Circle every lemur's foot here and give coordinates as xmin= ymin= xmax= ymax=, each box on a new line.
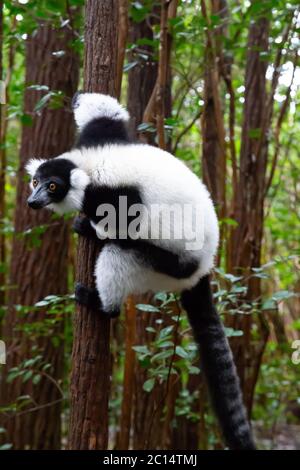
xmin=75 ymin=282 xmax=101 ymax=309
xmin=75 ymin=283 xmax=120 ymax=318
xmin=73 ymin=216 xmax=95 ymax=238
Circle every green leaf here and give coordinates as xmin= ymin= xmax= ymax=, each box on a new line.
xmin=136 ymin=304 xmax=160 ymax=313
xmin=137 ymin=122 xmax=156 ymax=132
xmin=157 ymin=340 xmax=174 ymax=349
xmin=132 ymin=345 xmax=150 ymax=355
xmin=0 ymin=443 xmax=13 ymax=450
xmin=175 ymin=346 xmax=189 ymax=358
xmin=22 ymin=370 xmax=33 ymax=383
xmin=33 ymin=374 xmax=41 ymax=385
xmin=224 ymin=327 xmax=243 ymax=337
xmin=272 ymin=290 xmax=295 ymax=302
xmin=158 ymin=325 xmax=174 ymax=340
xmin=248 ymin=128 xmax=262 ymax=139
xmin=34 ymin=93 xmax=52 ymax=112
xmin=143 ymin=378 xmax=155 ymax=393
xmin=123 ymin=61 xmax=138 ymax=72
xmin=151 ymin=349 xmax=173 ymax=362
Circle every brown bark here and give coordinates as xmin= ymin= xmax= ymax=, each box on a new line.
xmin=228 ymin=15 xmax=270 ymax=413
xmin=117 ymin=295 xmax=136 ymax=449
xmin=116 ymin=0 xmax=129 ymax=99
xmin=0 ymin=0 xmax=5 ymax=307
xmin=1 ymin=23 xmax=79 ymax=449
xmin=143 ymin=0 xmax=178 ymax=149
xmin=201 ymin=0 xmax=226 ymax=218
xmin=68 ymin=0 xmax=119 ymax=450
xmin=127 ymin=16 xmax=158 ymax=138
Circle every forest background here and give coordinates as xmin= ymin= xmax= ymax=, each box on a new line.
xmin=0 ymin=0 xmax=299 ymax=450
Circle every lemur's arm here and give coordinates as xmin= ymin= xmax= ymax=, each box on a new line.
xmin=73 ymin=216 xmax=97 ymax=239
xmin=73 ymin=216 xmax=198 ymax=279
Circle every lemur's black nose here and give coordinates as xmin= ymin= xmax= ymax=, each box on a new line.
xmin=72 ymin=91 xmax=84 ymax=110
xmin=27 ymin=197 xmax=43 ymax=209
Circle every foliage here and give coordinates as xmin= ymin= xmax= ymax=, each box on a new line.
xmin=0 ymin=0 xmax=299 ymax=450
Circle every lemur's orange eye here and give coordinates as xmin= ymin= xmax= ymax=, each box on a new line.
xmin=49 ymin=183 xmax=56 ymax=192
xmin=32 ymin=179 xmax=38 ymax=188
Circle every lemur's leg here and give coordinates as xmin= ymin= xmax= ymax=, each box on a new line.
xmin=117 ymin=239 xmax=199 ymax=279
xmin=73 ymin=217 xmax=198 ymax=280
xmin=75 ymin=282 xmax=120 ymax=318
xmin=75 ymin=243 xmax=141 ymax=318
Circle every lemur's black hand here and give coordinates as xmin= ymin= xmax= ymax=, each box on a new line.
xmin=73 ymin=216 xmax=96 ymax=239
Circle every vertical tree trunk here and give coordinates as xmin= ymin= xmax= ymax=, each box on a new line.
xmin=126 ymin=15 xmax=159 ymax=448
xmin=0 ymin=0 xmax=5 ymax=307
xmin=127 ymin=16 xmax=158 ymax=137
xmin=201 ymin=0 xmax=226 ymax=218
xmin=126 ymin=3 xmax=178 ymax=449
xmin=68 ymin=0 xmax=119 ymax=450
xmin=229 ymin=15 xmax=270 ymax=413
xmin=1 ymin=22 xmax=79 ymax=449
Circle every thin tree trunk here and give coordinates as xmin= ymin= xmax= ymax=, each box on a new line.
xmin=117 ymin=296 xmax=136 ymax=449
xmin=127 ymin=16 xmax=158 ymax=138
xmin=201 ymin=0 xmax=226 ymax=232
xmin=116 ymin=0 xmax=129 ymax=99
xmin=228 ymin=14 xmax=270 ymax=413
xmin=0 ymin=0 xmax=5 ymax=308
xmin=68 ymin=0 xmax=119 ymax=450
xmin=1 ymin=22 xmax=79 ymax=449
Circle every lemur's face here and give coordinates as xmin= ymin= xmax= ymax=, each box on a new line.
xmin=26 ymin=158 xmax=90 ymax=214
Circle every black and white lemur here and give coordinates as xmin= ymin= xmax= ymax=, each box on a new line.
xmin=26 ymin=92 xmax=255 ymax=450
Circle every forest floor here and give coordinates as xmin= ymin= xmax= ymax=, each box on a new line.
xmin=254 ymin=423 xmax=300 ymax=450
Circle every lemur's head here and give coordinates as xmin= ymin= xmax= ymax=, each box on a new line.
xmin=26 ymin=157 xmax=90 ymax=214
xmin=72 ymin=91 xmax=129 ymax=131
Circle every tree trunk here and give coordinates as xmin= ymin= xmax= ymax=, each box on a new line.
xmin=127 ymin=16 xmax=158 ymax=138
xmin=0 ymin=0 xmax=5 ymax=307
xmin=229 ymin=15 xmax=270 ymax=413
xmin=1 ymin=22 xmax=79 ymax=449
xmin=68 ymin=0 xmax=119 ymax=450
xmin=201 ymin=0 xmax=226 ymax=219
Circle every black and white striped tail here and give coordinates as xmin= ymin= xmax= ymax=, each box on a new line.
xmin=181 ymin=275 xmax=256 ymax=450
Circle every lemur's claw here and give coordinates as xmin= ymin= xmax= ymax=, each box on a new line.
xmin=75 ymin=282 xmax=120 ymax=318
xmin=73 ymin=216 xmax=93 ymax=237
xmin=75 ymin=282 xmax=100 ymax=309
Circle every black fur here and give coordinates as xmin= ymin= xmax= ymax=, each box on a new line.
xmin=82 ymin=183 xmax=143 ymax=232
xmin=35 ymin=158 xmax=76 ymax=183
xmin=117 ymin=238 xmax=198 ymax=279
xmin=75 ymin=117 xmax=131 ymax=148
xmin=73 ymin=215 xmax=198 ymax=279
xmin=73 ymin=216 xmax=99 ymax=239
xmin=181 ymin=276 xmax=256 ymax=450
xmin=75 ymin=282 xmax=120 ymax=318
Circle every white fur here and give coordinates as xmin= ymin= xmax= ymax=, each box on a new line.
xmin=28 ymin=143 xmax=219 ymax=311
xmin=26 ymin=158 xmax=46 ymax=179
xmin=74 ymin=93 xmax=129 ymax=130
xmin=48 ymin=168 xmax=90 ymax=214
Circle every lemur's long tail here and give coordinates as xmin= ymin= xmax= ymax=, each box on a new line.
xmin=181 ymin=275 xmax=256 ymax=450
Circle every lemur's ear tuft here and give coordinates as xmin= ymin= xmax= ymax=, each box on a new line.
xmin=70 ymin=168 xmax=90 ymax=189
xmin=25 ymin=158 xmax=46 ymax=177
xmin=71 ymin=90 xmax=84 ymax=110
